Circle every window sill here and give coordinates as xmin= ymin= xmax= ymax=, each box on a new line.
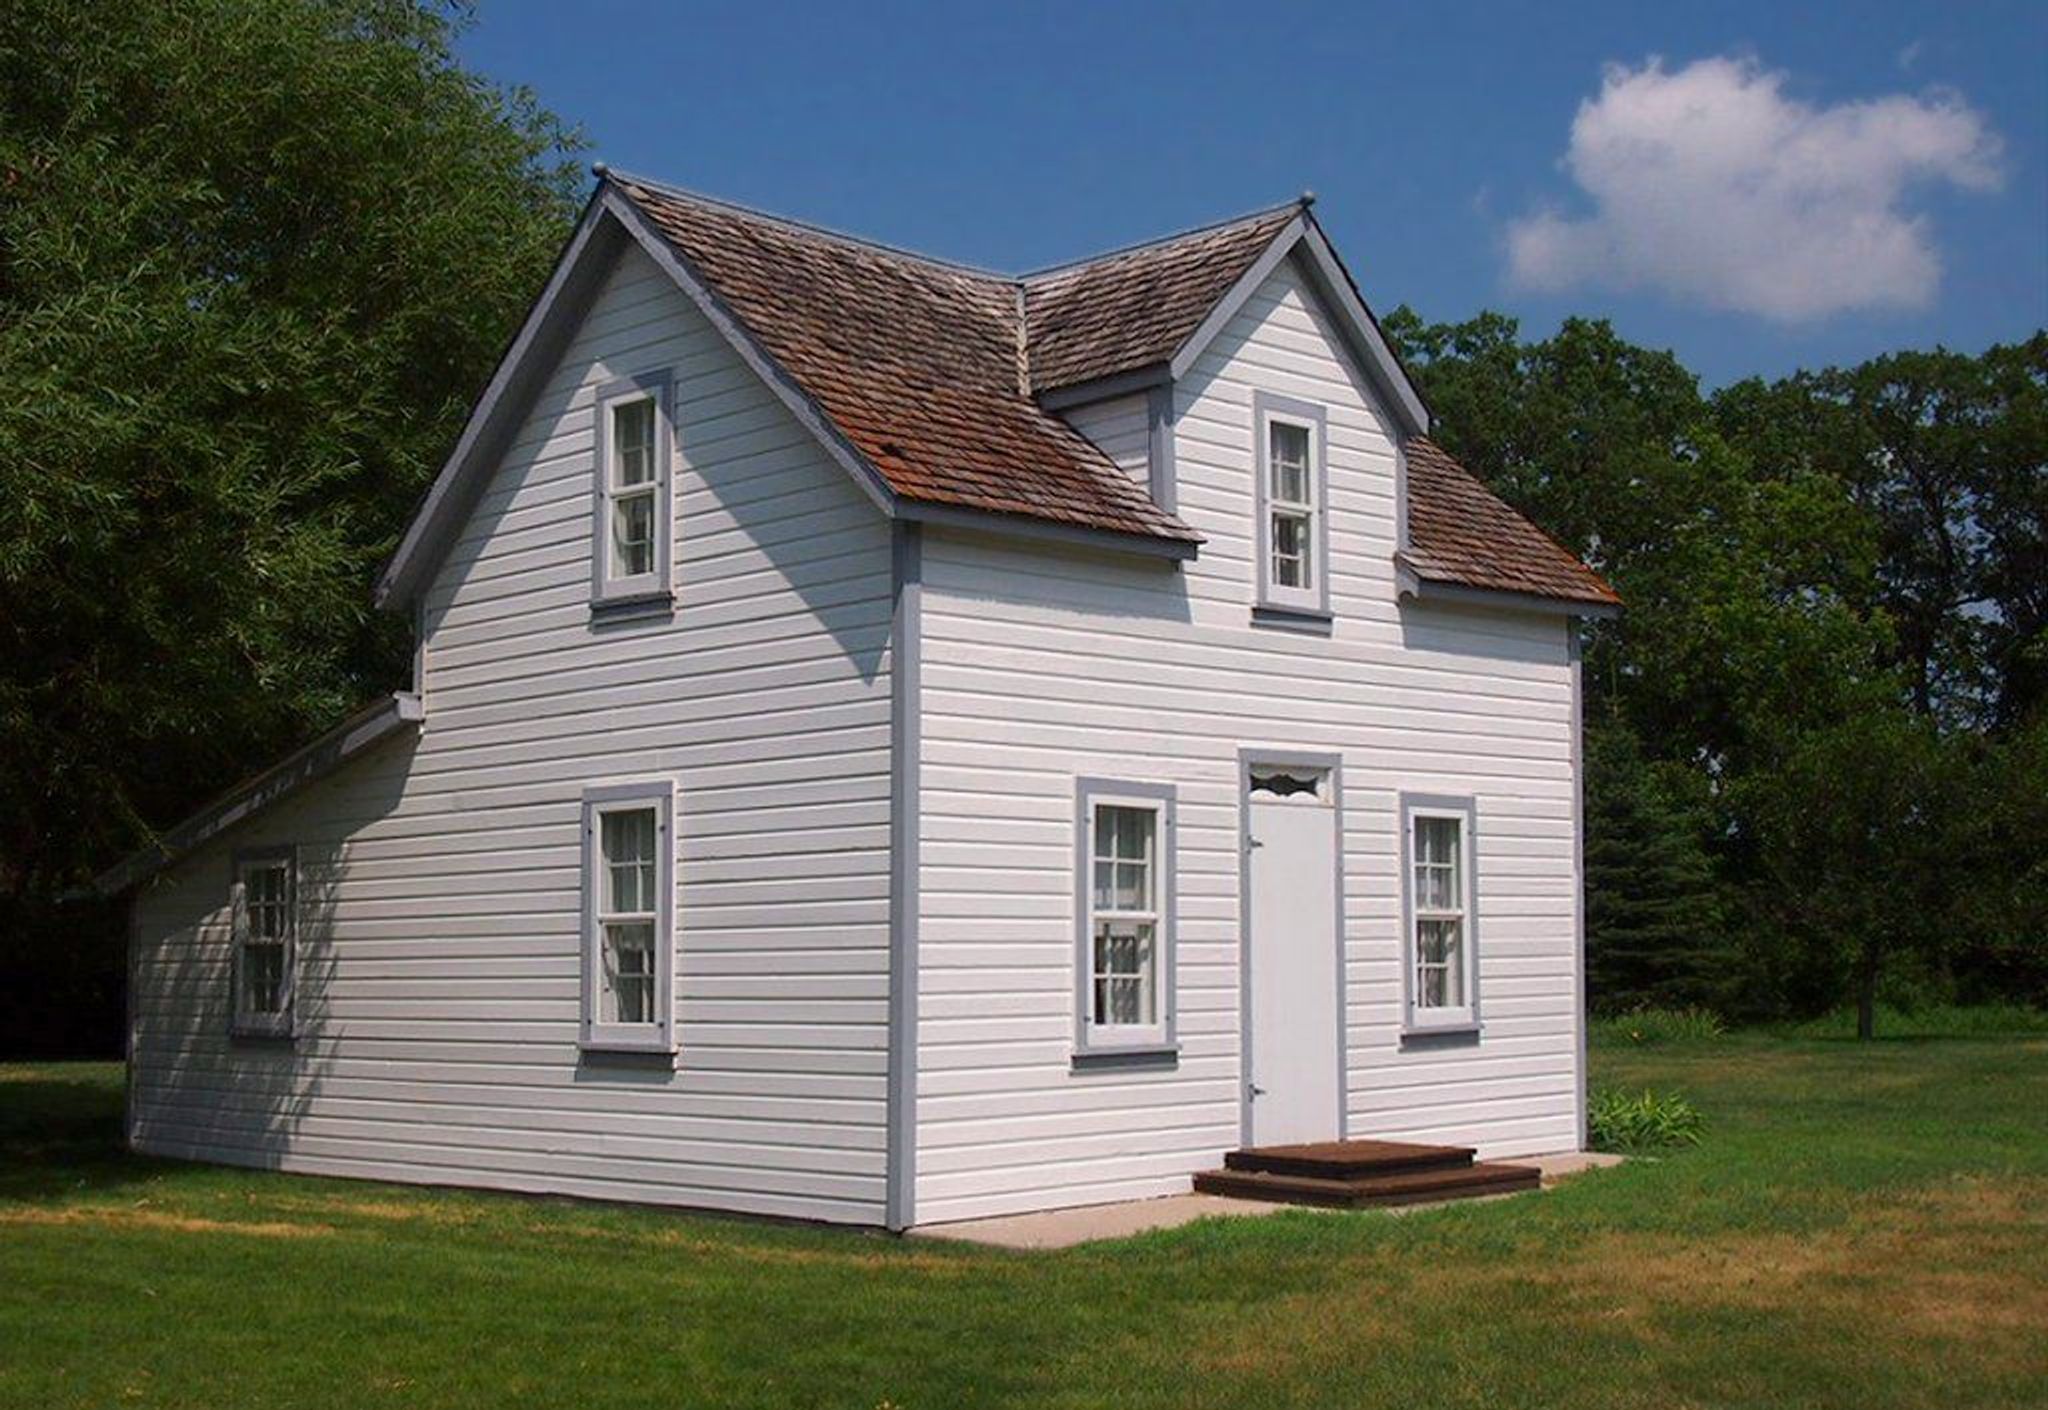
xmin=579 ymin=1039 xmax=678 ymax=1067
xmin=228 ymin=1023 xmax=295 ymax=1045
xmin=1072 ymin=1042 xmax=1180 ymax=1071
xmin=1251 ymin=603 xmax=1335 ymax=634
xmin=1401 ymin=1018 xmax=1481 ymax=1043
xmin=590 ymin=591 xmax=675 ymax=626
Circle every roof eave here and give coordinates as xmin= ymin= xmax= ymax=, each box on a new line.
xmin=92 ymin=692 xmax=425 ymax=896
xmin=901 ymin=500 xmax=1199 ymax=561
xmin=1394 ymin=553 xmax=1622 ymax=619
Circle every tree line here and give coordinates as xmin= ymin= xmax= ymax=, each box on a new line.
xmin=1383 ymin=310 xmax=2046 ymax=1035
xmin=1 ymin=0 xmax=2039 ymax=1054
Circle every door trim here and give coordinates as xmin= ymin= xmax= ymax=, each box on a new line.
xmin=1236 ymin=747 xmax=1347 ymax=1148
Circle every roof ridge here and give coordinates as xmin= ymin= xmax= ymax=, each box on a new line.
xmin=1018 ymin=197 xmax=1307 ymax=283
xmin=603 ymin=167 xmax=1013 ymax=282
xmin=610 ymin=167 xmax=1305 ymax=289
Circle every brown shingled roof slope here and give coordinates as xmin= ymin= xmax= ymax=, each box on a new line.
xmin=609 ymin=175 xmax=1613 ymax=607
xmin=1404 ymin=437 xmax=1620 ymax=606
xmin=618 ymin=177 xmax=1195 ymax=543
xmin=1023 ymin=205 xmax=1301 ymax=392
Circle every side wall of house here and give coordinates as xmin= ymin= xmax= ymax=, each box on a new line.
xmin=129 ymin=239 xmax=898 ymax=1224
xmin=913 ymin=253 xmax=1581 ymax=1223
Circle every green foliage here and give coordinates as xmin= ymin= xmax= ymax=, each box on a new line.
xmin=1776 ymin=1002 xmax=2048 ymax=1041
xmin=1386 ymin=306 xmax=2047 ymax=1033
xmin=0 ymin=0 xmax=581 ymax=1031
xmin=1588 ymin=1006 xmax=1727 ymax=1047
xmin=1587 ymin=1086 xmax=1706 ymax=1154
xmin=1584 ymin=720 xmax=1735 ymax=1012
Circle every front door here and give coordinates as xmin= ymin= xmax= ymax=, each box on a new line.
xmin=1244 ymin=762 xmax=1342 ymax=1147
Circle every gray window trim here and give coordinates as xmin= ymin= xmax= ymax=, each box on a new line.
xmin=590 ymin=368 xmax=676 ymax=612
xmin=1073 ymin=777 xmax=1179 ymax=1061
xmin=1252 ymin=391 xmax=1332 ymax=621
xmin=229 ymin=845 xmax=297 ymax=1041
xmin=580 ymin=780 xmax=678 ymax=1055
xmin=1398 ymin=792 xmax=1482 ymax=1039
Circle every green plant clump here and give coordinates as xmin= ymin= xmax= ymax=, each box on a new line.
xmin=1589 ymin=1006 xmax=1727 ymax=1047
xmin=1588 ymin=1086 xmax=1706 ymax=1155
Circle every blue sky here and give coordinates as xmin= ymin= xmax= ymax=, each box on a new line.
xmin=458 ymin=1 xmax=2046 ymax=388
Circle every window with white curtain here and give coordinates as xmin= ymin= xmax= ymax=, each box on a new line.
xmin=1075 ymin=779 xmax=1176 ymax=1055
xmin=231 ymin=848 xmax=295 ymax=1037
xmin=582 ymin=782 xmax=675 ymax=1052
xmin=1402 ymin=796 xmax=1479 ymax=1031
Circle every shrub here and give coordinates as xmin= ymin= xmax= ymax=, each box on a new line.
xmin=1777 ymin=1002 xmax=2048 ymax=1041
xmin=1589 ymin=1005 xmax=1727 ymax=1047
xmin=1588 ymin=1087 xmax=1705 ymax=1155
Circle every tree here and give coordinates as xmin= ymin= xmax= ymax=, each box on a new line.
xmin=1583 ymin=718 xmax=1734 ymax=1014
xmin=0 ymin=0 xmax=582 ymax=1054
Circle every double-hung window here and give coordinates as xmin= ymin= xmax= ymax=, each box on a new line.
xmin=231 ymin=848 xmax=295 ymax=1038
xmin=582 ymin=782 xmax=676 ymax=1053
xmin=1075 ymin=780 xmax=1176 ymax=1055
xmin=592 ymin=370 xmax=673 ymax=609
xmin=1253 ymin=392 xmax=1329 ymax=619
xmin=1402 ymin=795 xmax=1478 ymax=1032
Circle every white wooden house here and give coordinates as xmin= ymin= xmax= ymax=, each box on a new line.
xmin=101 ymin=170 xmax=1619 ymax=1229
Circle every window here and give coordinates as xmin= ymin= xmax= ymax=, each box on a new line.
xmin=1252 ymin=392 xmax=1329 ymax=620
xmin=1401 ymin=795 xmax=1478 ymax=1032
xmin=582 ymin=782 xmax=675 ymax=1053
xmin=231 ymin=848 xmax=295 ymax=1037
xmin=1074 ymin=779 xmax=1176 ymax=1056
xmin=592 ymin=370 xmax=673 ymax=609
xmin=1268 ymin=421 xmax=1313 ymax=590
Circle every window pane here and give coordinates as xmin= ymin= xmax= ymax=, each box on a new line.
xmin=1414 ymin=817 xmax=1461 ymax=909
xmin=601 ymin=808 xmax=657 ymax=913
xmin=613 ymin=399 xmax=656 ymax=486
xmin=612 ymin=492 xmax=655 ymax=578
xmin=1092 ymin=922 xmax=1156 ymax=1026
xmin=243 ymin=942 xmax=285 ymax=1015
xmin=603 ymin=921 xmax=656 ymax=1024
xmin=1271 ymin=511 xmax=1311 ymax=589
xmin=1092 ymin=805 xmax=1153 ymax=910
xmin=1416 ymin=918 xmax=1463 ymax=1009
xmin=1270 ymin=422 xmax=1310 ymax=504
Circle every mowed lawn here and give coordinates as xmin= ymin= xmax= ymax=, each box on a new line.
xmin=2 ymin=1033 xmax=2043 ymax=1410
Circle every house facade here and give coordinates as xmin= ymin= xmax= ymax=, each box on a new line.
xmin=104 ymin=171 xmax=1618 ymax=1230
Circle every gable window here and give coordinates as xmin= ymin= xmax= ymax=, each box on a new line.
xmin=591 ymin=370 xmax=674 ymax=611
xmin=231 ymin=848 xmax=296 ymax=1038
xmin=582 ymin=782 xmax=676 ymax=1053
xmin=1074 ymin=779 xmax=1177 ymax=1056
xmin=1401 ymin=795 xmax=1479 ymax=1033
xmin=1252 ymin=392 xmax=1330 ymax=622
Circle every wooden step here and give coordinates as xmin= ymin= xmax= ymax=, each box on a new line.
xmin=1223 ymin=1139 xmax=1476 ymax=1180
xmin=1193 ymin=1159 xmax=1541 ymax=1209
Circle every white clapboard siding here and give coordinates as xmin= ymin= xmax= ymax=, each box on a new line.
xmin=1060 ymin=393 xmax=1150 ymax=488
xmin=129 ymin=239 xmax=896 ymax=1224
xmin=914 ymin=254 xmax=1580 ymax=1223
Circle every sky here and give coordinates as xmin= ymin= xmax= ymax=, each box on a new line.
xmin=457 ymin=1 xmax=2048 ymax=388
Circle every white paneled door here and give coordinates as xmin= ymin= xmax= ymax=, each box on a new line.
xmin=1245 ymin=765 xmax=1342 ymax=1147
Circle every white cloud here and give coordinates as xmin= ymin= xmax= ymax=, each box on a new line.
xmin=1505 ymin=56 xmax=2004 ymax=322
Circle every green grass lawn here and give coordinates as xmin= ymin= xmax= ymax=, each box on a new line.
xmin=3 ymin=1031 xmax=2043 ymax=1410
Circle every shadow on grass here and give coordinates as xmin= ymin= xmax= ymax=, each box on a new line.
xmin=0 ymin=1066 xmax=172 ymax=1203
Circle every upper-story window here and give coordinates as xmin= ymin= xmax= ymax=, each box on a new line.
xmin=1252 ymin=392 xmax=1330 ymax=622
xmin=592 ymin=370 xmax=673 ymax=611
